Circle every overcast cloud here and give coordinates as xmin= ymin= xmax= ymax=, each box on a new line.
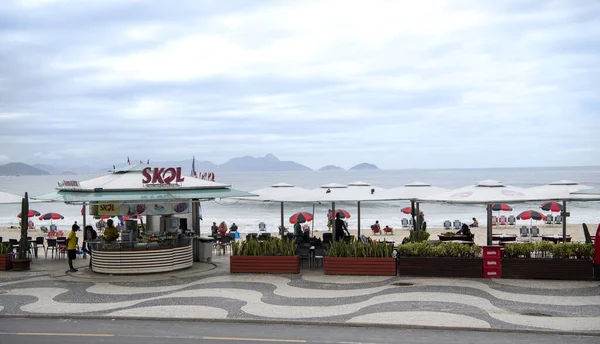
xmin=0 ymin=0 xmax=598 ymax=170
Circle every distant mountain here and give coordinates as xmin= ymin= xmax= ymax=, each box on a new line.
xmin=34 ymin=163 xmax=97 ymax=174
xmin=220 ymin=154 xmax=312 ymax=172
xmin=319 ymin=165 xmax=345 ymax=171
xmin=0 ymin=163 xmax=50 ymax=176
xmin=33 ymin=163 xmax=61 ymax=174
xmin=349 ymin=163 xmax=379 ymax=171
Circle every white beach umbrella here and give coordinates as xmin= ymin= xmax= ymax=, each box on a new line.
xmin=419 ymin=180 xmax=550 ymax=245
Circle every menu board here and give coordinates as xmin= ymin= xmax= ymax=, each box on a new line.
xmin=94 ymin=201 xmax=191 ymax=216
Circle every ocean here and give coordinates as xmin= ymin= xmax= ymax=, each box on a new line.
xmin=1 ymin=166 xmax=599 ymax=233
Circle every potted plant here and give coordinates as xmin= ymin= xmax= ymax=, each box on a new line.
xmin=0 ymin=242 xmax=12 ymax=271
xmin=396 ymin=241 xmax=482 ymax=278
xmin=230 ymin=237 xmax=299 ymax=273
xmin=502 ymin=242 xmax=594 ymax=280
xmin=324 ymin=239 xmax=396 ymax=276
xmin=12 ymin=192 xmax=31 ymax=271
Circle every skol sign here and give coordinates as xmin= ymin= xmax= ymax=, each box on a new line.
xmin=142 ymin=167 xmax=185 ymax=184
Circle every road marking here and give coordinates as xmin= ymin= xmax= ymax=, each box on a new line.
xmin=1 ymin=332 xmax=114 ymax=337
xmin=203 ymin=336 xmax=306 ymax=343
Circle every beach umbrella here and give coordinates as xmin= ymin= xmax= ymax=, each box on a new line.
xmin=401 ymin=207 xmax=424 ymax=215
xmin=328 ymin=209 xmax=351 ymax=219
xmin=17 ymin=210 xmax=40 ymax=218
xmin=540 ymin=201 xmax=562 ymax=213
xmin=289 ymin=212 xmax=313 ymax=224
xmin=490 ymin=203 xmax=512 ymax=211
xmin=517 ymin=210 xmax=547 ymax=227
xmin=38 ymin=213 xmax=64 ymax=221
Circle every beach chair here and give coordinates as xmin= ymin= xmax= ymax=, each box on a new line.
xmin=453 ymin=220 xmax=461 ymax=230
xmin=383 ymin=226 xmax=393 ymax=235
xmin=508 ymin=215 xmax=516 ymax=227
xmin=545 ymin=214 xmax=553 ymax=226
xmin=499 ymin=216 xmax=507 ymax=226
xmin=258 ymin=222 xmax=266 ymax=231
xmin=530 ymin=226 xmax=540 ymax=238
xmin=443 ymin=220 xmax=452 ymax=230
xmin=371 ymin=225 xmax=381 ymax=235
xmin=491 ymin=216 xmax=497 ymax=226
xmin=519 ymin=226 xmax=529 ymax=238
xmin=554 ymin=215 xmax=562 ymax=225
xmin=401 ymin=218 xmax=409 ymax=228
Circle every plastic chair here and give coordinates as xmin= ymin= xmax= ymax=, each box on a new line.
xmin=499 ymin=216 xmax=507 ymax=226
xmin=519 ymin=227 xmax=529 ymax=238
xmin=443 ymin=221 xmax=452 ymax=230
xmin=371 ymin=225 xmax=381 ymax=235
xmin=56 ymin=236 xmax=67 ymax=259
xmin=34 ymin=237 xmax=44 ymax=259
xmin=219 ymin=235 xmax=232 ymax=255
xmin=258 ymin=222 xmax=266 ymax=232
xmin=554 ymin=215 xmax=562 ymax=225
xmin=545 ymin=214 xmax=553 ymax=225
xmin=296 ymin=244 xmax=312 ymax=268
xmin=383 ymin=226 xmax=393 ymax=235
xmin=453 ymin=220 xmax=461 ymax=230
xmin=46 ymin=239 xmax=57 ymax=259
xmin=401 ymin=218 xmax=409 ymax=228
xmin=507 ymin=215 xmax=516 ymax=227
xmin=530 ymin=227 xmax=540 ymax=237
xmin=491 ymin=216 xmax=497 ymax=226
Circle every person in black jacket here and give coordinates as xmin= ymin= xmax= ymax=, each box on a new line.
xmin=334 ymin=213 xmax=350 ymax=241
xmin=83 ymin=225 xmax=97 ymax=268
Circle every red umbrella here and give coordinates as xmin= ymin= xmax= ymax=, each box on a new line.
xmin=540 ymin=202 xmax=562 ymax=213
xmin=328 ymin=209 xmax=351 ymax=219
xmin=517 ymin=210 xmax=547 ymax=227
xmin=401 ymin=207 xmax=424 ymax=216
xmin=17 ymin=210 xmax=41 ymax=218
xmin=490 ymin=203 xmax=512 ymax=211
xmin=289 ymin=212 xmax=313 ymax=224
xmin=39 ymin=213 xmax=64 ymax=221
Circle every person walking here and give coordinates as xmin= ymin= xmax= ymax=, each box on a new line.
xmin=334 ymin=213 xmax=350 ymax=241
xmin=67 ymin=224 xmax=79 ymax=272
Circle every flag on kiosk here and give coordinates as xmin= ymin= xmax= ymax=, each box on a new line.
xmin=127 ymin=156 xmax=131 ymax=165
xmin=191 ymin=156 xmax=197 ymax=177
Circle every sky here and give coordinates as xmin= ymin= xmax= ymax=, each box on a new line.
xmin=0 ymin=0 xmax=599 ymax=170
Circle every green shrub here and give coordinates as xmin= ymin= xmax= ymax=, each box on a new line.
xmin=327 ymin=239 xmax=393 ymax=258
xmin=231 ymin=237 xmax=296 ymax=256
xmin=0 ymin=243 xmax=8 ymax=255
xmin=396 ymin=241 xmax=481 ymax=258
xmin=504 ymin=242 xmax=594 ymax=260
xmin=408 ymin=230 xmax=430 ymax=242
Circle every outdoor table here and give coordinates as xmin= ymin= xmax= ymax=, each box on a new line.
xmin=541 ymin=235 xmax=571 ymax=244
xmin=492 ymin=234 xmax=517 ymax=243
xmin=375 ymin=238 xmax=394 ymax=244
xmin=448 ymin=240 xmax=475 ymax=245
xmin=438 ymin=234 xmax=470 ymax=242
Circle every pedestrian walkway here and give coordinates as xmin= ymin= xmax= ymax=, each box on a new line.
xmin=0 ymin=256 xmax=599 ymax=334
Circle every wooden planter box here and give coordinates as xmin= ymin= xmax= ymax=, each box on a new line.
xmin=398 ymin=257 xmax=483 ymax=278
xmin=324 ymin=257 xmax=397 ymax=276
xmin=230 ymin=255 xmax=300 ymax=274
xmin=502 ymin=258 xmax=594 ymax=280
xmin=0 ymin=254 xmax=12 ymax=271
xmin=11 ymin=258 xmax=31 ymax=271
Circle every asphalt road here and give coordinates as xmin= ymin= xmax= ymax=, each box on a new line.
xmin=0 ymin=318 xmax=598 ymax=344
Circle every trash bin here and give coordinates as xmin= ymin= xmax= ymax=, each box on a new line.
xmin=195 ymin=237 xmax=214 ymax=262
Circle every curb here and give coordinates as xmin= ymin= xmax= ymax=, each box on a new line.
xmin=1 ymin=314 xmax=599 ymax=337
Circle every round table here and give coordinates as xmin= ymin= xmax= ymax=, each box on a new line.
xmin=438 ymin=234 xmax=470 ymax=242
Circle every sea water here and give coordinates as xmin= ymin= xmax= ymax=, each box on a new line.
xmin=0 ymin=166 xmax=598 ymax=233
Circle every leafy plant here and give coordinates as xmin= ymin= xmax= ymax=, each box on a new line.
xmin=396 ymin=241 xmax=481 ymax=258
xmin=327 ymin=239 xmax=393 ymax=258
xmin=232 ymin=237 xmax=296 ymax=256
xmin=442 ymin=232 xmax=456 ymax=236
xmin=504 ymin=242 xmax=594 ymax=260
xmin=408 ymin=229 xmax=430 ymax=242
xmin=0 ymin=242 xmax=8 ymax=255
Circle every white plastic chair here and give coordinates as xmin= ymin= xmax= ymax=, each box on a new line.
xmin=453 ymin=220 xmax=461 ymax=230
xmin=443 ymin=220 xmax=452 ymax=230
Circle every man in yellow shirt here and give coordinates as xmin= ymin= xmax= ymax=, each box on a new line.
xmin=103 ymin=219 xmax=119 ymax=242
xmin=67 ymin=224 xmax=79 ymax=272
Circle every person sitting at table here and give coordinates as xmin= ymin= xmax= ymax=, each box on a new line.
xmin=457 ymin=223 xmax=474 ymax=241
xmin=218 ymin=221 xmax=228 ymax=236
xmin=293 ymin=221 xmax=302 ymax=238
xmin=470 ymin=218 xmax=479 ymax=227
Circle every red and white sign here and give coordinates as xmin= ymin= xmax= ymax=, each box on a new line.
xmin=142 ymin=167 xmax=185 ymax=184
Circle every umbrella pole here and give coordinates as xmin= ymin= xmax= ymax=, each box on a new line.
xmin=562 ymin=200 xmax=567 ymax=243
xmin=280 ymin=202 xmax=284 ymax=240
xmin=486 ymin=204 xmax=492 ymax=246
xmin=411 ymin=200 xmax=416 ymax=231
xmin=82 ymin=203 xmax=87 ymax=258
xmin=416 ymin=202 xmax=420 ymax=231
xmin=357 ymin=201 xmax=361 ymax=238
xmin=312 ymin=203 xmax=315 ymax=237
xmin=332 ymin=202 xmax=336 ymax=242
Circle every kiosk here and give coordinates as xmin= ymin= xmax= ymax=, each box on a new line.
xmin=35 ymin=164 xmax=255 ymax=274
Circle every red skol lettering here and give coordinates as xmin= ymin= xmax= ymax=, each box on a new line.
xmin=152 ymin=168 xmax=165 ymax=184
xmin=142 ymin=167 xmax=152 ymax=184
